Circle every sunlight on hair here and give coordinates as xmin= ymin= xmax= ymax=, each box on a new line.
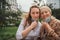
xmin=21 ymin=12 xmax=29 ymax=19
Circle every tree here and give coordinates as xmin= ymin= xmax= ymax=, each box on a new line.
xmin=0 ymin=0 xmax=22 ymax=27
xmin=0 ymin=0 xmax=7 ymax=27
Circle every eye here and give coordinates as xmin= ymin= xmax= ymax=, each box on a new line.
xmin=31 ymin=12 xmax=34 ymax=14
xmin=45 ymin=11 xmax=47 ymax=13
xmin=36 ymin=12 xmax=39 ymax=14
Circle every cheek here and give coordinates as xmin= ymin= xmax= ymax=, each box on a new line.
xmin=37 ymin=14 xmax=40 ymax=17
xmin=41 ymin=14 xmax=44 ymax=18
xmin=36 ymin=14 xmax=40 ymax=18
xmin=30 ymin=14 xmax=34 ymax=17
xmin=46 ymin=13 xmax=51 ymax=17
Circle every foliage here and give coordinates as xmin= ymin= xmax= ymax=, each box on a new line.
xmin=0 ymin=27 xmax=18 ymax=40
xmin=52 ymin=9 xmax=60 ymax=20
xmin=0 ymin=0 xmax=22 ymax=27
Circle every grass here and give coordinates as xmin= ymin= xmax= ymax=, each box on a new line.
xmin=0 ymin=27 xmax=18 ymax=40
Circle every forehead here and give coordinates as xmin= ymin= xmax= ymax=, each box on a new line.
xmin=31 ymin=8 xmax=39 ymax=12
xmin=41 ymin=8 xmax=49 ymax=12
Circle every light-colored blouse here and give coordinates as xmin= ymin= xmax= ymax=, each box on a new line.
xmin=16 ymin=19 xmax=42 ymax=40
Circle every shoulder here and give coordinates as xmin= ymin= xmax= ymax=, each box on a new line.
xmin=50 ymin=16 xmax=60 ymax=26
xmin=51 ymin=16 xmax=60 ymax=23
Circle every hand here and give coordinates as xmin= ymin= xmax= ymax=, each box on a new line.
xmin=42 ymin=22 xmax=53 ymax=32
xmin=42 ymin=22 xmax=49 ymax=27
xmin=30 ymin=21 xmax=38 ymax=29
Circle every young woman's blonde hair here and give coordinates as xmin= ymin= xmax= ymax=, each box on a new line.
xmin=21 ymin=12 xmax=29 ymax=19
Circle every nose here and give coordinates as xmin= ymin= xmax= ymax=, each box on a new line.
xmin=35 ymin=14 xmax=38 ymax=17
xmin=43 ymin=12 xmax=46 ymax=16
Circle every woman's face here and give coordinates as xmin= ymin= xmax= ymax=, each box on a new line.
xmin=41 ymin=8 xmax=51 ymax=20
xmin=30 ymin=8 xmax=40 ymax=20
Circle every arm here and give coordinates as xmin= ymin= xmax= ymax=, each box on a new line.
xmin=42 ymin=22 xmax=60 ymax=40
xmin=22 ymin=21 xmax=38 ymax=38
xmin=16 ymin=20 xmax=37 ymax=40
xmin=16 ymin=19 xmax=27 ymax=40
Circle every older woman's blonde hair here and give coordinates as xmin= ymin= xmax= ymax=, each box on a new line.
xmin=40 ymin=6 xmax=52 ymax=14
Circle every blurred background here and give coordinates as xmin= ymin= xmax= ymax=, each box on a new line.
xmin=0 ymin=0 xmax=60 ymax=40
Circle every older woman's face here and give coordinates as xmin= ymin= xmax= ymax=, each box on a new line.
xmin=41 ymin=8 xmax=51 ymax=19
xmin=30 ymin=8 xmax=40 ymax=20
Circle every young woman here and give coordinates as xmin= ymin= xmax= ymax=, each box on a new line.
xmin=16 ymin=5 xmax=42 ymax=40
xmin=40 ymin=6 xmax=60 ymax=40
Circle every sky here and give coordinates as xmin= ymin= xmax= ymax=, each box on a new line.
xmin=17 ymin=0 xmax=34 ymax=12
xmin=17 ymin=0 xmax=47 ymax=12
xmin=17 ymin=0 xmax=60 ymax=12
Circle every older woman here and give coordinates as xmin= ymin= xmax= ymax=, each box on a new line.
xmin=40 ymin=6 xmax=60 ymax=40
xmin=16 ymin=5 xmax=42 ymax=40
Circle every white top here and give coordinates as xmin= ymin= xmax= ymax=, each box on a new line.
xmin=16 ymin=19 xmax=42 ymax=40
